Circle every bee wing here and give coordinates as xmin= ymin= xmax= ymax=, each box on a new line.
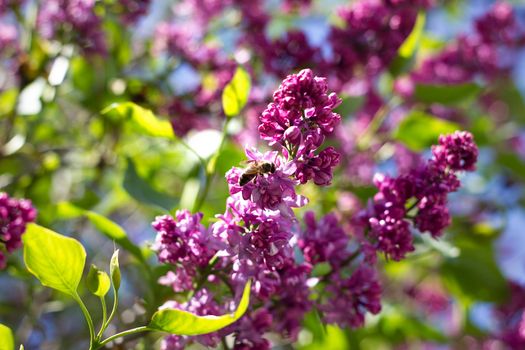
xmin=242 ymin=167 xmax=260 ymax=175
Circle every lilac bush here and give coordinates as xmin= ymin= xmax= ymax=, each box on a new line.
xmin=1 ymin=0 xmax=524 ymax=349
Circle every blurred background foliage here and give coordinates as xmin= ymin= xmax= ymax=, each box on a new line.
xmin=2 ymin=0 xmax=525 ymax=349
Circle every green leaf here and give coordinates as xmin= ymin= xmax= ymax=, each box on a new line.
xmin=334 ymin=96 xmax=365 ymax=117
xmin=110 ymin=249 xmax=121 ymax=292
xmin=413 ymin=83 xmax=481 ymax=105
xmin=149 ymin=280 xmax=251 ymax=335
xmin=0 ymin=324 xmax=14 ymax=350
xmin=222 ymin=67 xmax=251 ymax=117
xmin=102 ymin=102 xmax=175 ymax=139
xmin=311 ymin=262 xmax=332 ymax=277
xmin=56 ymin=202 xmax=144 ymax=262
xmin=390 ymin=12 xmax=426 ymax=76
xmin=392 ymin=111 xmax=460 ymax=151
xmin=399 ymin=12 xmax=426 ymax=59
xmin=441 ymin=238 xmax=509 ymax=303
xmin=23 ymin=224 xmax=86 ymax=297
xmin=123 ymin=158 xmax=179 ymax=211
xmin=0 ymin=89 xmax=18 ymax=117
xmin=497 ymin=152 xmax=525 ymax=182
xmin=86 ymin=265 xmax=111 ymax=297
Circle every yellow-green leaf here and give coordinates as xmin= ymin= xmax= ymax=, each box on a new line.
xmin=149 ymin=280 xmax=251 ymax=335
xmin=399 ymin=12 xmax=426 ymax=59
xmin=56 ymin=202 xmax=144 ymax=262
xmin=222 ymin=67 xmax=251 ymax=117
xmin=86 ymin=265 xmax=111 ymax=297
xmin=393 ymin=111 xmax=460 ymax=151
xmin=23 ymin=224 xmax=86 ymax=297
xmin=102 ymin=102 xmax=174 ymax=139
xmin=0 ymin=324 xmax=14 ymax=350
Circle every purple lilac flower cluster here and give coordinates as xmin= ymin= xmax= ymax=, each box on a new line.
xmin=357 ymin=131 xmax=478 ymax=261
xmin=152 ymin=210 xmax=220 ymax=292
xmin=36 ymin=0 xmax=151 ymax=55
xmin=406 ymin=2 xmax=524 ymax=86
xmin=327 ymin=0 xmax=432 ymax=84
xmin=153 ymin=69 xmax=479 ymax=348
xmin=37 ymin=0 xmax=107 ymax=55
xmin=259 ymin=69 xmax=342 ymax=186
xmin=0 ymin=192 xmax=36 ymax=269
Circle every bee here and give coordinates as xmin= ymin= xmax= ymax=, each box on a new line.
xmin=239 ymin=161 xmax=276 ymax=186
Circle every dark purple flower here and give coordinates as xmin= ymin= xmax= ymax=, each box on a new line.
xmin=432 ymin=131 xmax=478 ymax=172
xmin=229 ymin=308 xmax=272 ymax=350
xmin=414 ymin=201 xmax=450 ymax=237
xmin=152 ymin=210 xmax=217 ymax=268
xmin=320 ymin=266 xmax=382 ymax=328
xmin=259 ymin=69 xmax=341 ymax=148
xmin=270 ymin=260 xmax=312 ymax=340
xmin=0 ymin=192 xmax=37 ymax=269
xmin=294 ymin=146 xmax=341 ymax=186
xmin=328 ymin=0 xmax=422 ymax=82
xmin=299 ymin=211 xmax=350 ymax=267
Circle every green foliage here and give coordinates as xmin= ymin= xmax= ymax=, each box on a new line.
xmin=23 ymin=224 xmax=86 ymax=297
xmin=393 ymin=111 xmax=460 ymax=151
xmin=86 ymin=265 xmax=111 ymax=297
xmin=123 ymin=158 xmax=178 ymax=211
xmin=311 ymin=262 xmax=332 ymax=277
xmin=56 ymin=202 xmax=144 ymax=262
xmin=413 ymin=83 xmax=482 ymax=105
xmin=149 ymin=280 xmax=251 ymax=335
xmin=398 ymin=12 xmax=426 ymax=59
xmin=374 ymin=306 xmax=448 ymax=344
xmin=0 ymin=324 xmax=14 ymax=350
xmin=441 ymin=237 xmax=509 ymax=303
xmin=390 ymin=12 xmax=426 ymax=76
xmin=102 ymin=102 xmax=175 ymax=139
xmin=222 ymin=67 xmax=251 ymax=117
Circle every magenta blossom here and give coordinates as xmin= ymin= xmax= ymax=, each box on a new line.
xmin=0 ymin=193 xmax=37 ymax=269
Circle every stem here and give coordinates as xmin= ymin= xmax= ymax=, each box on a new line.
xmin=74 ymin=294 xmax=96 ymax=350
xmin=193 ymin=118 xmax=231 ymax=212
xmin=96 ymin=326 xmax=150 ymax=349
xmin=96 ymin=296 xmax=108 ymax=340
xmin=357 ymin=98 xmax=399 ymax=151
xmin=101 ymin=287 xmax=119 ymax=335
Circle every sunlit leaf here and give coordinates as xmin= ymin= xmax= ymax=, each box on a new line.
xmin=0 ymin=89 xmax=18 ymax=117
xmin=390 ymin=12 xmax=426 ymax=76
xmin=393 ymin=111 xmax=460 ymax=151
xmin=149 ymin=280 xmax=251 ymax=335
xmin=102 ymin=102 xmax=174 ymax=139
xmin=23 ymin=224 xmax=86 ymax=297
xmin=56 ymin=202 xmax=144 ymax=262
xmin=414 ymin=83 xmax=481 ymax=105
xmin=399 ymin=12 xmax=426 ymax=58
xmin=222 ymin=67 xmax=251 ymax=117
xmin=0 ymin=323 xmax=14 ymax=350
xmin=86 ymin=265 xmax=111 ymax=297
